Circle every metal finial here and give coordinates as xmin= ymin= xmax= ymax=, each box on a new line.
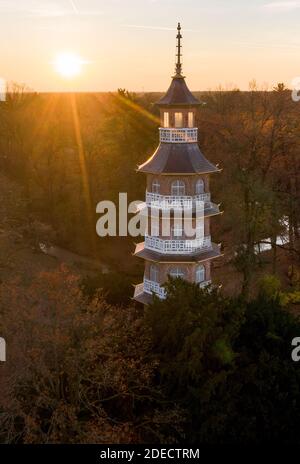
xmin=175 ymin=22 xmax=183 ymax=77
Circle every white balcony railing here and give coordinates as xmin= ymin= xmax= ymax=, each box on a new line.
xmin=199 ymin=280 xmax=212 ymax=289
xmin=134 ymin=279 xmax=212 ymax=301
xmin=145 ymin=235 xmax=212 ymax=254
xmin=159 ymin=127 xmax=198 ymax=143
xmin=144 ymin=278 xmax=167 ymax=299
xmin=146 ymin=191 xmax=211 ymax=210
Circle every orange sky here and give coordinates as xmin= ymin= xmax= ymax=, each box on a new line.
xmin=0 ymin=0 xmax=299 ymax=92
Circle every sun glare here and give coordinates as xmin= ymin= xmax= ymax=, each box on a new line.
xmin=54 ymin=52 xmax=85 ymax=78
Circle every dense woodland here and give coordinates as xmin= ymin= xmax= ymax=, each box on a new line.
xmin=0 ymin=83 xmax=299 ymax=293
xmin=0 ymin=83 xmax=300 ymax=443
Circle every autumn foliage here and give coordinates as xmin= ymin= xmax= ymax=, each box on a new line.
xmin=0 ymin=266 xmax=182 ymax=443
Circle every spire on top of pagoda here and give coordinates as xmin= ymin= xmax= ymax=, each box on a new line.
xmin=156 ymin=22 xmax=201 ymax=107
xmin=174 ymin=22 xmax=183 ymax=78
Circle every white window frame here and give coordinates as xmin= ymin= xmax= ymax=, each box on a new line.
xmin=174 ymin=112 xmax=183 ymax=128
xmin=163 ymin=112 xmax=169 ymax=128
xmin=150 ymin=265 xmax=159 ymax=283
xmin=196 ymin=264 xmax=205 ymax=283
xmin=188 ymin=112 xmax=194 ymax=128
xmin=171 ymin=180 xmax=185 ymax=196
xmin=152 ymin=179 xmax=160 ymax=194
xmin=195 ymin=178 xmax=205 ymax=195
xmin=169 ymin=267 xmax=185 ymax=279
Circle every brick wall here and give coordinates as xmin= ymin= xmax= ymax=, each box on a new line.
xmin=145 ymin=260 xmax=211 ymax=285
xmin=146 ymin=174 xmax=210 ymax=196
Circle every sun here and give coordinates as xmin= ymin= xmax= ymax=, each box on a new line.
xmin=54 ymin=52 xmax=85 ymax=78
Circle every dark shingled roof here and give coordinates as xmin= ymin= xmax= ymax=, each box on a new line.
xmin=138 ymin=143 xmax=219 ymax=175
xmin=156 ymin=77 xmax=201 ymax=107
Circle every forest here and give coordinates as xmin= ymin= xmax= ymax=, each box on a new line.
xmin=0 ymin=83 xmax=299 ymax=443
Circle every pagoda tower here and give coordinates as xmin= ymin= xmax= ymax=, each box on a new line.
xmin=134 ymin=23 xmax=222 ymax=305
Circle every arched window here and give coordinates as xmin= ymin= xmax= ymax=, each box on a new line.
xmin=163 ymin=112 xmax=169 ymax=128
xmin=174 ymin=112 xmax=183 ymax=128
xmin=195 ymin=178 xmax=205 ymax=195
xmin=171 ymin=180 xmax=185 ymax=196
xmin=152 ymin=179 xmax=160 ymax=194
xmin=150 ymin=265 xmax=159 ymax=283
xmin=196 ymin=264 xmax=205 ymax=283
xmin=188 ymin=112 xmax=194 ymax=128
xmin=169 ymin=267 xmax=185 ymax=279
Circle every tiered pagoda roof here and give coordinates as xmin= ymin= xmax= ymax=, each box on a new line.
xmin=138 ymin=24 xmax=219 ymax=176
xmin=156 ymin=76 xmax=202 ymax=107
xmin=133 ymin=22 xmax=223 ymax=305
xmin=138 ymin=143 xmax=220 ymax=175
